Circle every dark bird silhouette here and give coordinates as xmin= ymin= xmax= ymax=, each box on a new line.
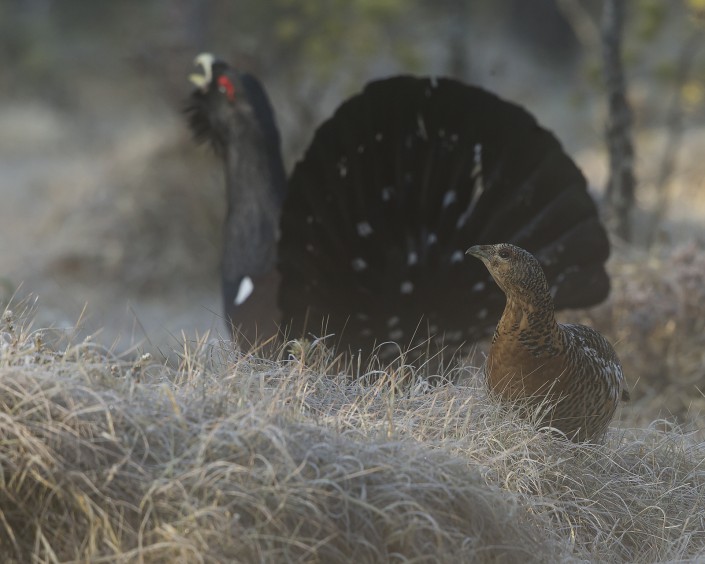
xmin=186 ymin=53 xmax=611 ymax=360
xmin=466 ymin=243 xmax=629 ymax=441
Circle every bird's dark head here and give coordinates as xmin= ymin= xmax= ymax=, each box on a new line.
xmin=185 ymin=53 xmax=275 ymax=154
xmin=466 ymin=243 xmax=549 ymax=302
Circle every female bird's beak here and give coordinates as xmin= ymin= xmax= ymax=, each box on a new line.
xmin=466 ymin=245 xmax=491 ymax=260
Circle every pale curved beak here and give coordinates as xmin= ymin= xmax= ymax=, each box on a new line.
xmin=189 ymin=52 xmax=215 ymax=91
xmin=466 ymin=245 xmax=490 ymax=260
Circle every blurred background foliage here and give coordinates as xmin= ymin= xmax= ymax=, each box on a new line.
xmin=0 ymin=0 xmax=704 ymax=359
xmin=2 ymin=1 xmax=703 ymax=148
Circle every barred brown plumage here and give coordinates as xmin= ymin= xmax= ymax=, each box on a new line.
xmin=466 ymin=243 xmax=629 ymax=442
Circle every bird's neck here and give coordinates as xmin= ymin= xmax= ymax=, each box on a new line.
xmin=221 ymin=119 xmax=287 ymax=282
xmin=494 ymin=292 xmax=562 ymax=355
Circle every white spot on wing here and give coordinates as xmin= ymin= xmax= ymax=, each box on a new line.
xmin=443 ymin=191 xmax=457 ymax=207
xmin=389 ymin=329 xmax=404 ymax=341
xmin=473 ymin=143 xmax=482 ymax=165
xmin=375 ymin=132 xmax=383 ymax=141
xmin=401 ymin=281 xmax=414 ymax=294
xmin=446 ymin=330 xmax=462 ymax=341
xmin=456 ymin=211 xmax=469 ymax=229
xmin=427 ymin=233 xmax=438 ymax=245
xmin=351 ymin=258 xmax=368 ymax=272
xmin=387 ymin=316 xmax=400 ymax=327
xmin=477 ymin=308 xmax=487 ymax=320
xmin=234 ymin=276 xmax=254 ymax=306
xmin=462 ymin=143 xmax=486 ymax=220
xmin=450 ymin=250 xmax=464 ymax=263
xmin=382 ymin=186 xmax=392 ymax=201
xmin=408 ymin=251 xmax=418 ymax=266
xmin=430 ymin=76 xmax=438 ymax=88
xmin=356 ymin=221 xmax=373 ymax=237
xmin=416 ymin=114 xmax=428 ymax=140
xmin=472 ymin=282 xmax=485 ymax=292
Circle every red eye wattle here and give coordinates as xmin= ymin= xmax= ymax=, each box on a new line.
xmin=217 ymin=76 xmax=236 ymax=101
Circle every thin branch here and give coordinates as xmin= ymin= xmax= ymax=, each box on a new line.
xmin=556 ymin=0 xmax=602 ymax=52
xmin=601 ymin=0 xmax=636 ymax=242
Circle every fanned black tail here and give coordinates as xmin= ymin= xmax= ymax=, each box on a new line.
xmin=278 ymin=76 xmax=609 ymax=356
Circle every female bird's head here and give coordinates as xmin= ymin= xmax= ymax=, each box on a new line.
xmin=466 ymin=244 xmax=550 ymax=305
xmin=186 ymin=53 xmax=279 ymax=155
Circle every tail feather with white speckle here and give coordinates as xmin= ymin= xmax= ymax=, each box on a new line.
xmin=278 ymin=76 xmax=610 ymax=356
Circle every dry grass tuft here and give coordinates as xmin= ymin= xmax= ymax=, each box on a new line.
xmin=2 ymin=303 xmax=705 ymax=562
xmin=566 ymin=240 xmax=705 ymax=426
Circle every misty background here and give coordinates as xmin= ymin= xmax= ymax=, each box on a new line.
xmin=1 ymin=0 xmax=704 ymax=354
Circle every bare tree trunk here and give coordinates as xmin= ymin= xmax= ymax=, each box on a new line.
xmin=601 ymin=0 xmax=636 ymax=242
xmin=646 ymin=31 xmax=702 ymax=248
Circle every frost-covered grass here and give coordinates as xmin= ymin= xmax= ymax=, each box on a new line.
xmin=1 ymin=301 xmax=705 ymax=563
xmin=565 ymin=240 xmax=705 ymax=428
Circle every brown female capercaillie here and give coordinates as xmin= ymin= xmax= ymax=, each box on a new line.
xmin=466 ymin=243 xmax=629 ymax=442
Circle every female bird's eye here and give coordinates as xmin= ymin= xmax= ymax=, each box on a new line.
xmin=217 ymin=76 xmax=236 ymax=102
xmin=498 ymin=249 xmax=510 ymax=259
